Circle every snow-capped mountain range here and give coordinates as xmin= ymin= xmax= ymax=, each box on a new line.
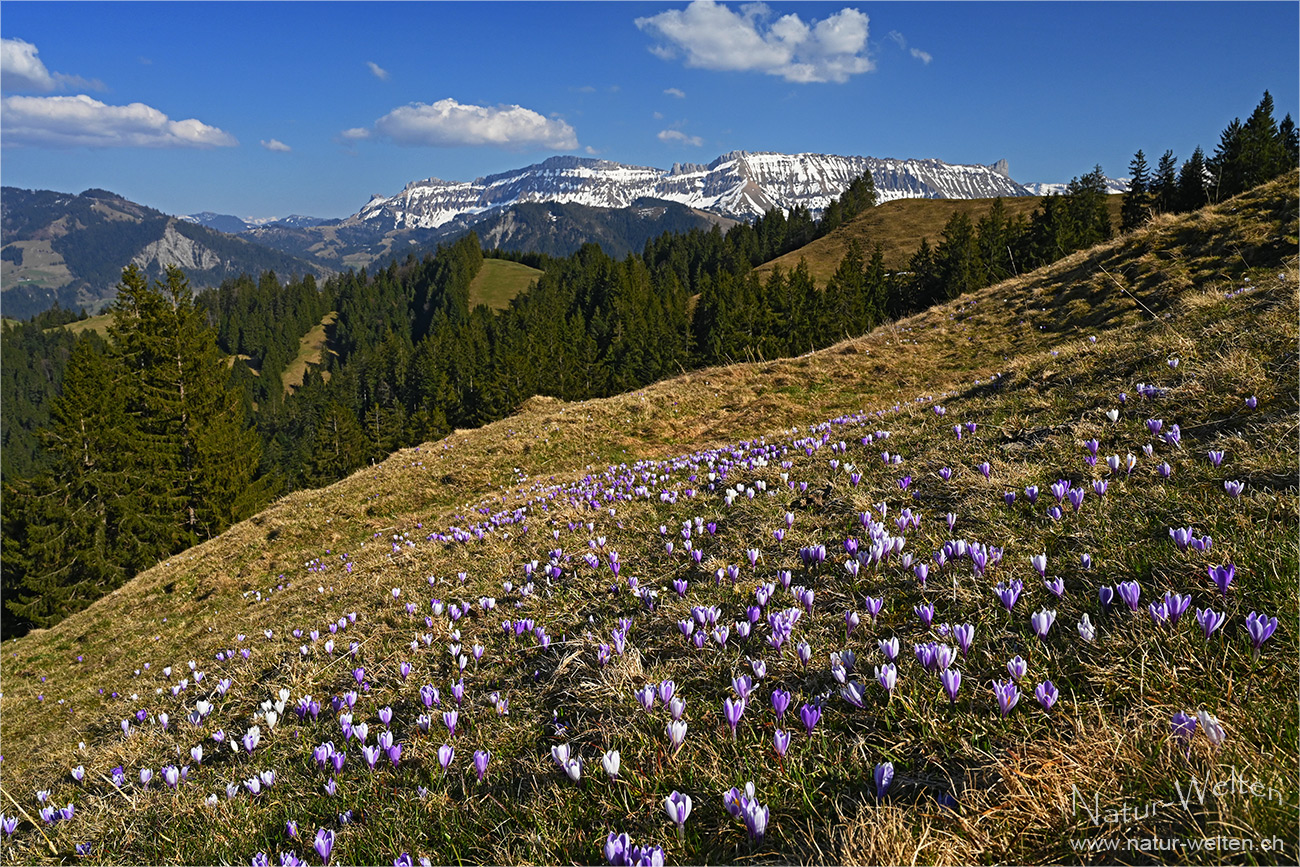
xmin=352 ymin=151 xmax=1033 ymax=232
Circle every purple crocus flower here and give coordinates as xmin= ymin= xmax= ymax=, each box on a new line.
xmin=841 ymin=681 xmax=867 ymax=708
xmin=1004 ymin=491 xmax=1017 ymax=506
xmin=995 ymin=579 xmax=1023 ymax=612
xmin=1196 ymin=607 xmax=1225 ymax=640
xmin=438 ymin=744 xmax=454 ymax=772
xmin=845 ymin=610 xmax=860 ymax=637
xmin=1207 ymin=564 xmax=1235 ymax=595
xmin=1098 ymin=585 xmax=1114 ymax=610
xmin=604 ymin=832 xmax=631 ymax=866
xmin=1071 ymin=617 xmax=1094 ymax=646
xmin=773 ymin=729 xmax=790 ymax=757
xmin=796 ymin=641 xmax=813 ymax=668
xmin=1224 ymin=479 xmax=1245 ymax=498
xmin=1246 ymin=395 xmax=1258 ymax=409
xmin=1163 ymin=592 xmax=1191 ymax=625
xmin=800 ymin=702 xmax=821 ymax=736
xmin=874 ymin=761 xmax=894 ymax=798
xmin=1024 ymin=485 xmax=1039 ymax=504
xmin=723 ymin=697 xmax=746 ymax=738
xmin=879 ymin=636 xmax=899 ymax=661
xmin=993 ymin=680 xmax=1020 ymax=717
xmin=953 ymin=623 xmax=974 ymax=656
xmin=1044 ymin=576 xmax=1065 ymax=598
xmin=1117 ymin=581 xmax=1141 ymax=612
xmin=771 ymin=688 xmax=791 ymax=719
xmin=1006 ymin=656 xmax=1027 ymax=681
xmin=940 ymin=668 xmax=961 ymax=703
xmin=1067 ymin=487 xmax=1085 ymax=511
xmin=914 ymin=603 xmax=935 ymax=628
xmin=863 ymin=596 xmax=884 ymax=623
xmin=666 ymin=719 xmax=687 ymax=751
xmin=875 ymin=663 xmax=898 ymax=692
xmin=1035 ymin=681 xmax=1058 ymax=711
xmin=1246 ymin=611 xmax=1278 ymax=656
xmin=1197 ymin=710 xmax=1226 ymax=747
xmin=665 ymin=790 xmax=692 ymax=833
xmin=313 ymin=829 xmax=335 ymax=865
xmin=1031 ymin=608 xmax=1056 ymax=641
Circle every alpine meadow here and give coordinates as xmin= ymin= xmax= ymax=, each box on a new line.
xmin=1 ymin=3 xmax=1298 ymax=866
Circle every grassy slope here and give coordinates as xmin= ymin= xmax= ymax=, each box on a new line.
xmin=756 ymin=194 xmax=1124 ymax=286
xmin=58 ymin=314 xmax=112 ymax=338
xmin=282 ymin=311 xmax=339 ymax=393
xmin=468 ymin=259 xmax=543 ymax=312
xmin=0 ymin=175 xmax=1295 ymax=866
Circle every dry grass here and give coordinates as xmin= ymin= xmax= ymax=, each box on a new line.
xmin=468 ymin=259 xmax=543 ymax=311
xmin=281 ymin=311 xmax=338 ymax=393
xmin=0 ymin=174 xmax=1295 ymax=866
xmin=755 ymin=195 xmax=1125 ymax=285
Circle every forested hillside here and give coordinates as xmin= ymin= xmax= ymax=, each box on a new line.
xmin=3 ymin=92 xmax=1294 ymax=638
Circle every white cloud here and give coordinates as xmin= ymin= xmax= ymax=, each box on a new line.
xmin=658 ymin=129 xmax=703 ymax=147
xmin=888 ymin=30 xmax=932 ymax=64
xmin=261 ymin=138 xmax=291 ymax=152
xmin=635 ymin=1 xmax=873 ymax=84
xmin=346 ymin=98 xmax=578 ymax=149
xmin=1 ymin=38 xmax=103 ymax=93
xmin=1 ymin=94 xmax=237 ymax=148
xmin=367 ymin=61 xmax=390 ymax=81
xmin=664 ymin=87 xmax=686 ymax=98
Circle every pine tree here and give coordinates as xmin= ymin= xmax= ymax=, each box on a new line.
xmin=1121 ymin=150 xmax=1152 ymax=231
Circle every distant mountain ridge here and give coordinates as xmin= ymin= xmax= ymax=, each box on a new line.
xmin=181 ymin=212 xmax=339 ymax=234
xmin=1 ymin=187 xmax=332 ymax=320
xmin=349 ymin=151 xmax=1032 ymax=233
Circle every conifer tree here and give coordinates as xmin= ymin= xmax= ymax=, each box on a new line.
xmin=1151 ymin=151 xmax=1179 ymax=214
xmin=111 ymin=265 xmax=266 ymax=542
xmin=2 ymin=338 xmax=143 ymax=628
xmin=824 ymin=240 xmax=868 ymax=337
xmin=1176 ymin=146 xmax=1211 ymax=212
xmin=1121 ymin=149 xmax=1152 ymax=231
xmin=933 ymin=211 xmax=980 ymax=299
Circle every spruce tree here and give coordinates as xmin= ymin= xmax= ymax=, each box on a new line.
xmin=1176 ymin=146 xmax=1211 ymax=212
xmin=1121 ymin=150 xmax=1152 ymax=231
xmin=2 ymin=336 xmax=178 ymax=629
xmin=824 ymin=240 xmax=868 ymax=337
xmin=111 ymin=265 xmax=266 ymax=543
xmin=1151 ymin=151 xmax=1179 ymax=214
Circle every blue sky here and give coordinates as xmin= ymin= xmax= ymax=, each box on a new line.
xmin=2 ymin=1 xmax=1296 ymax=219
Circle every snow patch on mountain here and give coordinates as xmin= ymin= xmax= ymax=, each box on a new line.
xmin=1023 ymin=177 xmax=1130 ymax=196
xmin=349 ymin=151 xmax=1034 ymax=232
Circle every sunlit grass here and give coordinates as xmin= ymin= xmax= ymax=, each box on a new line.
xmin=1 ymin=174 xmax=1295 ymax=866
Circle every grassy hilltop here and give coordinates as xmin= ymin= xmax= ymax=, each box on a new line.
xmin=0 ymin=174 xmax=1296 ymax=866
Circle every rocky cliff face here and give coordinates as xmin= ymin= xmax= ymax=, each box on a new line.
xmin=132 ymin=222 xmax=225 ymax=272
